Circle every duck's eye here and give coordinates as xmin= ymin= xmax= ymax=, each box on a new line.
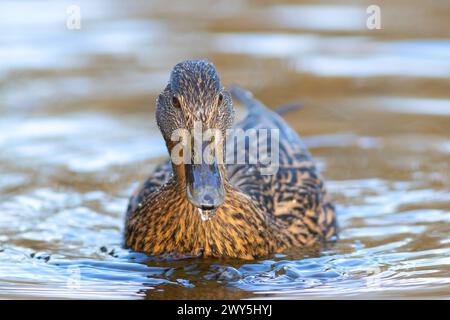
xmin=218 ymin=93 xmax=223 ymax=105
xmin=172 ymin=96 xmax=181 ymax=108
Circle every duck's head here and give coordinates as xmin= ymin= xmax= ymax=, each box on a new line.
xmin=156 ymin=60 xmax=234 ymax=211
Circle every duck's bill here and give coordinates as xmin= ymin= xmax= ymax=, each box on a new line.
xmin=185 ymin=162 xmax=225 ymax=210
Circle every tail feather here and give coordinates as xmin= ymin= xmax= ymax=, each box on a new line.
xmin=230 ymin=85 xmax=303 ymax=116
xmin=229 ymin=85 xmax=267 ymax=115
xmin=273 ymin=102 xmax=304 ymax=115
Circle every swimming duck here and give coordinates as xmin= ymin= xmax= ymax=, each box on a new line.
xmin=125 ymin=60 xmax=336 ymax=259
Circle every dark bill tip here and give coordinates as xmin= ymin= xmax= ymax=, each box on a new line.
xmin=185 ymin=162 xmax=225 ymax=209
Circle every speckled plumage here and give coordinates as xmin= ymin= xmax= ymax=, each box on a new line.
xmin=125 ymin=60 xmax=337 ymax=259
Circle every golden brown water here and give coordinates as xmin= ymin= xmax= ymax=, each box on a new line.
xmin=0 ymin=0 xmax=449 ymax=299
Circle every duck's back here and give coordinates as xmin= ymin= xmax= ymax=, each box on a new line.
xmin=227 ymin=86 xmax=337 ymax=244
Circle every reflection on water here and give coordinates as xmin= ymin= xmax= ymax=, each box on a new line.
xmin=0 ymin=0 xmax=449 ymax=299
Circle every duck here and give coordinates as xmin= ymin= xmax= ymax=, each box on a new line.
xmin=125 ymin=59 xmax=337 ymax=260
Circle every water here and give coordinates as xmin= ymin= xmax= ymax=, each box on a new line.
xmin=0 ymin=0 xmax=449 ymax=299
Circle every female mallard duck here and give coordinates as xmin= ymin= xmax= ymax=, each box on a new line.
xmin=125 ymin=60 xmax=336 ymax=259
